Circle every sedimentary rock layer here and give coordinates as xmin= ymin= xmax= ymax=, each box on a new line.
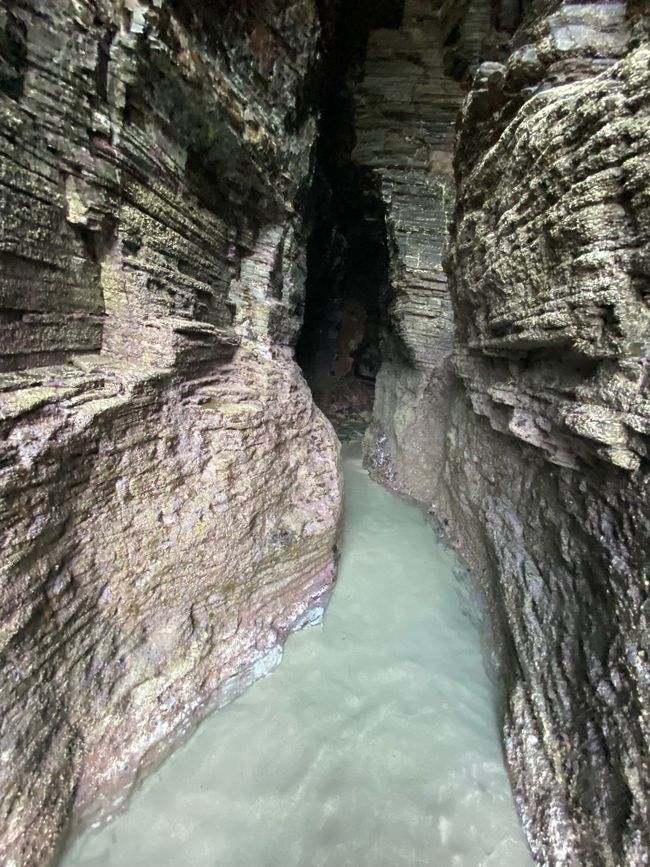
xmin=362 ymin=2 xmax=650 ymax=864
xmin=0 ymin=3 xmax=341 ymax=865
xmin=354 ymin=0 xmax=463 ymax=501
xmin=446 ymin=7 xmax=650 ymax=863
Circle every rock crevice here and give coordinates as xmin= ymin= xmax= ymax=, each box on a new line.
xmin=1 ymin=1 xmax=649 ymax=866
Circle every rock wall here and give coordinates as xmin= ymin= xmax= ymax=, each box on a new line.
xmin=3 ymin=0 xmax=649 ymax=864
xmin=446 ymin=5 xmax=650 ymax=863
xmin=362 ymin=1 xmax=650 ymax=865
xmin=0 ymin=2 xmax=341 ymax=865
xmin=353 ymin=0 xmax=463 ymax=501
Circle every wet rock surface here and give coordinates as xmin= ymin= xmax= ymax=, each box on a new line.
xmin=0 ymin=2 xmax=341 ymax=865
xmin=61 ymin=442 xmax=533 ymax=867
xmin=446 ymin=15 xmax=650 ymax=863
xmin=2 ymin=0 xmax=649 ymax=866
xmin=353 ymin=0 xmax=463 ymax=503
xmin=362 ymin=1 xmax=650 ymax=865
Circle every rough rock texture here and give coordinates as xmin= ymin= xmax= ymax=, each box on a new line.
xmin=3 ymin=1 xmax=649 ymax=865
xmin=0 ymin=3 xmax=341 ymax=865
xmin=362 ymin=1 xmax=650 ymax=865
xmin=295 ymin=0 xmax=397 ymax=441
xmin=446 ymin=8 xmax=650 ymax=864
xmin=353 ymin=0 xmax=463 ymax=502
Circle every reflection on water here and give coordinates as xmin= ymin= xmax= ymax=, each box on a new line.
xmin=62 ymin=443 xmax=532 ymax=867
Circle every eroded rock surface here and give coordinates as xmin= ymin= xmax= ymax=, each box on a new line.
xmin=2 ymin=0 xmax=649 ymax=865
xmin=0 ymin=2 xmax=341 ymax=865
xmin=446 ymin=10 xmax=650 ymax=863
xmin=354 ymin=0 xmax=463 ymax=502
xmin=362 ymin=2 xmax=650 ymax=865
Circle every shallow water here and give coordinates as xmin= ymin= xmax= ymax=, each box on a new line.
xmin=63 ymin=443 xmax=533 ymax=867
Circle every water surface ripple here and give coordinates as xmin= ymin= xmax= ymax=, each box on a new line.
xmin=63 ymin=443 xmax=533 ymax=867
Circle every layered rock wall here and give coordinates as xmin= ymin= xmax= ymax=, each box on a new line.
xmin=0 ymin=2 xmax=341 ymax=865
xmin=445 ymin=6 xmax=650 ymax=863
xmin=362 ymin=1 xmax=650 ymax=864
xmin=2 ymin=1 xmax=649 ymax=865
xmin=354 ymin=0 xmax=463 ymax=501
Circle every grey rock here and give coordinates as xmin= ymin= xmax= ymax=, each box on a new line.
xmin=361 ymin=1 xmax=650 ymax=864
xmin=0 ymin=2 xmax=341 ymax=865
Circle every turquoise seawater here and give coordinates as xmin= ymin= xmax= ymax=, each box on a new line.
xmin=62 ymin=443 xmax=533 ymax=867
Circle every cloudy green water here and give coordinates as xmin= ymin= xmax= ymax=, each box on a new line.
xmin=62 ymin=443 xmax=533 ymax=867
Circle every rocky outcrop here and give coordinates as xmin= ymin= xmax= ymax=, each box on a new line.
xmin=445 ymin=7 xmax=650 ymax=863
xmin=0 ymin=2 xmax=341 ymax=865
xmin=362 ymin=1 xmax=650 ymax=865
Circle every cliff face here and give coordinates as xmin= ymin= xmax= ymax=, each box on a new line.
xmin=2 ymin=0 xmax=649 ymax=865
xmin=0 ymin=2 xmax=341 ymax=864
xmin=360 ymin=1 xmax=650 ymax=864
xmin=446 ymin=8 xmax=650 ymax=863
xmin=354 ymin=0 xmax=463 ymax=501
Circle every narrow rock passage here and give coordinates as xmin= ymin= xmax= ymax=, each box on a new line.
xmin=63 ymin=444 xmax=533 ymax=867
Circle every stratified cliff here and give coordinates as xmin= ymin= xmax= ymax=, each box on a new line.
xmin=0 ymin=2 xmax=341 ymax=865
xmin=355 ymin=0 xmax=463 ymax=500
xmin=360 ymin=1 xmax=649 ymax=865
xmin=2 ymin=0 xmax=648 ymax=865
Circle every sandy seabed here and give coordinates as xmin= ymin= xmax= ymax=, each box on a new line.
xmin=62 ymin=443 xmax=533 ymax=867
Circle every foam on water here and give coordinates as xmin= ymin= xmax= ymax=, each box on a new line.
xmin=62 ymin=443 xmax=533 ymax=867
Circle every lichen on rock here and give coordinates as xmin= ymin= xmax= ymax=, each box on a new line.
xmin=1 ymin=0 xmax=649 ymax=865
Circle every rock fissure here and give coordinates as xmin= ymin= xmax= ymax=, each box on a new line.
xmin=0 ymin=1 xmax=648 ymax=866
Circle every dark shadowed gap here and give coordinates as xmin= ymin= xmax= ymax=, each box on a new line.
xmin=295 ymin=0 xmax=403 ymax=440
